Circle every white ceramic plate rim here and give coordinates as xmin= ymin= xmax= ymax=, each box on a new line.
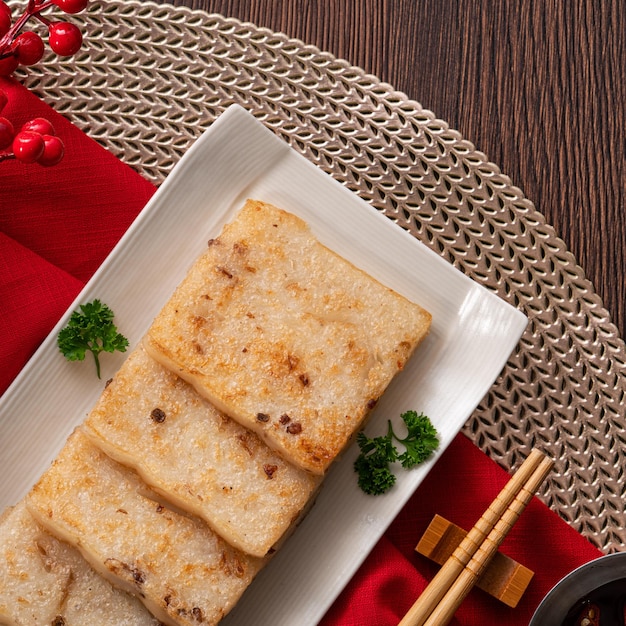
xmin=0 ymin=104 xmax=527 ymax=625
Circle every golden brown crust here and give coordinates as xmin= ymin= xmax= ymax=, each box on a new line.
xmin=83 ymin=344 xmax=321 ymax=558
xmin=0 ymin=500 xmax=160 ymax=625
xmin=147 ymin=200 xmax=431 ymax=474
xmin=27 ymin=430 xmax=265 ymax=626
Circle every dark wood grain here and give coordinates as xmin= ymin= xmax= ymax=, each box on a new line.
xmin=154 ymin=0 xmax=626 ymax=339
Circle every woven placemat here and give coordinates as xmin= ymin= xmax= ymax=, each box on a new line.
xmin=18 ymin=0 xmax=626 ymax=552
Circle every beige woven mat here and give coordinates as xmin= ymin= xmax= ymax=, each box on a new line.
xmin=19 ymin=0 xmax=626 ymax=552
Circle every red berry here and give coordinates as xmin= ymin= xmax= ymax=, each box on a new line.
xmin=0 ymin=115 xmax=14 ymax=150
xmin=38 ymin=134 xmax=64 ymax=166
xmin=0 ymin=89 xmax=7 ymax=113
xmin=53 ymin=0 xmax=89 ymax=14
xmin=48 ymin=22 xmax=83 ymax=56
xmin=0 ymin=2 xmax=11 ymax=37
xmin=13 ymin=130 xmax=45 ymax=163
xmin=22 ymin=117 xmax=55 ymax=136
xmin=14 ymin=31 xmax=45 ymax=66
xmin=0 ymin=54 xmax=18 ymax=77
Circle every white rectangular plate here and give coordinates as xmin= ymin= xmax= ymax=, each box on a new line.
xmin=0 ymin=104 xmax=527 ymax=625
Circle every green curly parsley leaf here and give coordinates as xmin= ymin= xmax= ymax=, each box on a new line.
xmin=396 ymin=410 xmax=440 ymax=469
xmin=354 ymin=411 xmax=439 ymax=495
xmin=57 ymin=299 xmax=129 ymax=378
xmin=353 ymin=428 xmax=398 ymax=495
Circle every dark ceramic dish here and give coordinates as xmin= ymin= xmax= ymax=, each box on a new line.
xmin=530 ymin=553 xmax=626 ymax=625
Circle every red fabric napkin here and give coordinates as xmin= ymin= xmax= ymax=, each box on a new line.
xmin=320 ymin=433 xmax=603 ymax=624
xmin=0 ymin=76 xmax=155 ymax=392
xmin=0 ymin=77 xmax=603 ymax=624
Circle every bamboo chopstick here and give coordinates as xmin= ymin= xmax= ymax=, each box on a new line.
xmin=398 ymin=449 xmax=551 ymax=626
xmin=421 ymin=454 xmax=553 ymax=625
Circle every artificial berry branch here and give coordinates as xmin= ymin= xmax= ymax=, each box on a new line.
xmin=0 ymin=0 xmax=88 ymax=166
xmin=0 ymin=0 xmax=87 ymax=74
xmin=0 ymin=105 xmax=64 ymax=165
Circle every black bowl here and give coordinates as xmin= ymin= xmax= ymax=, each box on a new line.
xmin=529 ymin=553 xmax=626 ymax=625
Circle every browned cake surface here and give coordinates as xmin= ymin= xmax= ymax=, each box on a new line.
xmin=84 ymin=344 xmax=320 ymax=558
xmin=146 ymin=199 xmax=431 ymax=474
xmin=27 ymin=429 xmax=265 ymax=626
xmin=0 ymin=501 xmax=160 ymax=626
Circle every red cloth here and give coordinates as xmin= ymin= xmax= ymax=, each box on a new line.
xmin=320 ymin=434 xmax=602 ymax=624
xmin=0 ymin=78 xmax=603 ymax=624
xmin=0 ymin=76 xmax=155 ymax=392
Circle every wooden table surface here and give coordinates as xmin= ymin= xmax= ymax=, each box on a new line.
xmin=155 ymin=0 xmax=626 ymax=341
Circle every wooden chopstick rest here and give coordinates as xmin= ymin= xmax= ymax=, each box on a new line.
xmin=398 ymin=450 xmax=552 ymax=626
xmin=398 ymin=448 xmax=547 ymax=626
xmin=420 ymin=454 xmax=554 ymax=626
xmin=416 ymin=514 xmax=534 ymax=608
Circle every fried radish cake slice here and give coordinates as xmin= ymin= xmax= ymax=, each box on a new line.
xmin=145 ymin=199 xmax=432 ymax=475
xmin=83 ymin=344 xmax=321 ymax=558
xmin=27 ymin=429 xmax=265 ymax=626
xmin=0 ymin=500 xmax=160 ymax=626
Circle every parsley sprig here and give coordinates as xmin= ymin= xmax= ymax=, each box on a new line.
xmin=354 ymin=410 xmax=439 ymax=495
xmin=57 ymin=299 xmax=129 ymax=378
